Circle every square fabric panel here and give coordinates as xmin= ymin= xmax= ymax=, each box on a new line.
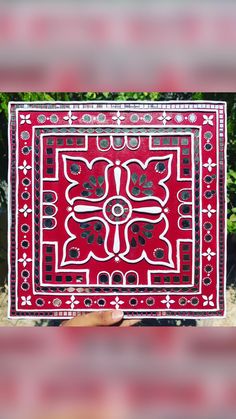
xmin=8 ymin=101 xmax=227 ymax=319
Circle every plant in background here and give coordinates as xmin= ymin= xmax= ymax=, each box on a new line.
xmin=227 ymin=169 xmax=236 ymax=233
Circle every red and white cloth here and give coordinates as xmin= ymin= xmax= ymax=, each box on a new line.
xmin=8 ymin=101 xmax=227 ymax=319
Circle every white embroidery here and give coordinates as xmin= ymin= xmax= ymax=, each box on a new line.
xmin=19 ymin=204 xmax=32 ymax=218
xmin=202 ymin=294 xmax=214 ymax=307
xmin=21 ymin=296 xmax=32 ymax=306
xmin=203 ymin=115 xmax=214 ymax=126
xmin=112 ymin=111 xmax=125 ymax=125
xmin=161 ymin=294 xmax=175 ymax=309
xmin=203 ymin=158 xmax=216 ymax=172
xmin=66 ymin=295 xmax=79 ymax=309
xmin=158 ymin=111 xmax=171 ymax=126
xmin=18 ymin=252 xmax=32 ymax=267
xmin=202 ymin=247 xmax=216 ymax=261
xmin=63 ymin=110 xmax=78 ymax=125
xmin=110 ymin=296 xmax=124 ymax=309
xmin=20 ymin=114 xmax=31 ymax=125
xmin=202 ymin=204 xmax=216 ymax=218
xmin=18 ymin=160 xmax=32 ymax=175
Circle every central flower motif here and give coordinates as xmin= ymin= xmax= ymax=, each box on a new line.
xmin=103 ymin=196 xmax=132 ymax=224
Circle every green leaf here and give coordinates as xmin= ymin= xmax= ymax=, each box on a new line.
xmin=143 ymin=181 xmax=153 ymax=188
xmin=131 ymin=224 xmax=139 ymax=233
xmin=98 ymin=176 xmax=104 ymax=186
xmin=138 ymin=235 xmax=145 ymax=245
xmin=81 ymin=231 xmax=90 ymax=238
xmin=132 ymin=187 xmax=140 ymax=196
xmin=86 ymin=92 xmax=97 ymax=99
xmin=89 ymin=176 xmax=97 ymax=185
xmin=144 ymin=231 xmax=153 ymax=238
xmin=96 ymin=187 xmax=104 ymax=197
xmin=87 ymin=234 xmax=94 ymax=244
xmin=192 ymin=92 xmax=204 ymax=100
xmin=130 ymin=237 xmax=137 ymax=247
xmin=97 ymin=235 xmax=104 ymax=245
xmin=143 ymin=190 xmax=153 ymax=196
xmin=94 ymin=222 xmax=103 ymax=231
xmin=81 ymin=190 xmax=92 ymax=197
xmin=83 ymin=182 xmax=93 ymax=189
xmin=144 ymin=224 xmax=154 ymax=230
xmin=227 ymin=219 xmax=236 ymax=233
xmin=80 ymin=222 xmax=90 ymax=229
xmin=131 ymin=173 xmax=138 ymax=184
xmin=139 ymin=174 xmax=147 ymax=185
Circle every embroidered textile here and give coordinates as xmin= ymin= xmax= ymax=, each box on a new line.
xmin=8 ymin=101 xmax=226 ymax=319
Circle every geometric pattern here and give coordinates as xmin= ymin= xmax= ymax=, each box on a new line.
xmin=8 ymin=101 xmax=227 ymax=319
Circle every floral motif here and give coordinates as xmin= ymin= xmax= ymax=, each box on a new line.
xmin=20 ymin=114 xmax=31 ymax=125
xmin=202 ymin=294 xmax=214 ymax=307
xmin=63 ymin=110 xmax=78 ymax=125
xmin=19 ymin=204 xmax=32 ymax=218
xmin=18 ymin=252 xmax=32 ymax=267
xmin=202 ymin=204 xmax=216 ymax=218
xmin=66 ymin=295 xmax=79 ymax=309
xmin=202 ymin=247 xmax=216 ymax=261
xmin=203 ymin=158 xmax=217 ymax=172
xmin=158 ymin=111 xmax=172 ymax=126
xmin=18 ymin=160 xmax=32 ymax=175
xmin=161 ymin=294 xmax=175 ymax=309
xmin=203 ymin=115 xmax=214 ymax=126
xmin=110 ymin=296 xmax=124 ymax=309
xmin=21 ymin=296 xmax=32 ymax=306
xmin=112 ymin=111 xmax=125 ymax=125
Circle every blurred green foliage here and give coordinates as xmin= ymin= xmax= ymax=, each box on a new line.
xmin=0 ymin=92 xmax=236 ymax=232
xmin=227 ymin=169 xmax=236 ymax=232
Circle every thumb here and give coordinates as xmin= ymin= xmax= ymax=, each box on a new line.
xmin=61 ymin=310 xmax=124 ymax=327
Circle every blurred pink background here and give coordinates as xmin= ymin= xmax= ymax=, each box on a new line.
xmin=0 ymin=0 xmax=235 ymax=91
xmin=1 ymin=328 xmax=236 ymax=419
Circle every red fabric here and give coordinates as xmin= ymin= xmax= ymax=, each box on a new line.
xmin=9 ymin=102 xmax=226 ymax=319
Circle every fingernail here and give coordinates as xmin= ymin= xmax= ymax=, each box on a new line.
xmin=112 ymin=310 xmax=124 ymax=321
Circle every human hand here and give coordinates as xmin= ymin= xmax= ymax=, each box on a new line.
xmin=61 ymin=310 xmax=139 ymax=327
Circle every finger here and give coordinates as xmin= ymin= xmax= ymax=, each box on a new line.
xmin=120 ymin=319 xmax=140 ymax=327
xmin=61 ymin=310 xmax=124 ymax=327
